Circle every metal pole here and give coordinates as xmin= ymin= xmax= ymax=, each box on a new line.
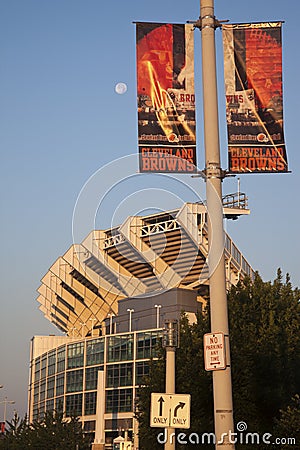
xmin=154 ymin=304 xmax=161 ymax=328
xmin=108 ymin=312 xmax=115 ymax=334
xmin=80 ymin=322 xmax=86 ymax=338
xmin=4 ymin=400 xmax=7 ymax=423
xmin=2 ymin=397 xmax=15 ymax=423
xmin=199 ymin=0 xmax=235 ymax=448
xmin=165 ymin=348 xmax=175 ymax=450
xmin=127 ymin=309 xmax=134 ymax=332
xmin=163 ymin=320 xmax=178 ymax=450
xmin=90 ymin=317 xmax=97 ymax=337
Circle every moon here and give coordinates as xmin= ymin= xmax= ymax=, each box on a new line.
xmin=115 ymin=82 xmax=127 ymax=95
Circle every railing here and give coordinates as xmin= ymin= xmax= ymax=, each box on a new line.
xmin=141 ymin=219 xmax=179 ymax=237
xmin=101 ymin=217 xmax=253 ymax=281
xmin=225 ymin=234 xmax=254 ymax=279
xmin=222 ymin=192 xmax=248 ymax=209
xmin=103 ymin=233 xmax=125 ymax=249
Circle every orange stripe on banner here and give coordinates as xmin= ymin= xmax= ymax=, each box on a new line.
xmin=245 ymin=27 xmax=282 ymax=109
xmin=137 ymin=24 xmax=173 ymax=97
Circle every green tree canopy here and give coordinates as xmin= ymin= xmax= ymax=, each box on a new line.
xmin=0 ymin=410 xmax=92 ymax=450
xmin=136 ymin=271 xmax=300 ymax=450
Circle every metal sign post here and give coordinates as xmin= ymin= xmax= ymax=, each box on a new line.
xmin=162 ymin=320 xmax=179 ymax=450
xmin=198 ymin=0 xmax=235 ymax=448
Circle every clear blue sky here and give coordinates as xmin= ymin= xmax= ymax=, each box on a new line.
xmin=0 ymin=0 xmax=299 ymax=418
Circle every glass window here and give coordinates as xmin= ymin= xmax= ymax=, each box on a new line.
xmin=33 ymin=405 xmax=39 ymax=421
xmin=56 ymin=373 xmax=65 ymax=396
xmin=67 ymin=343 xmax=84 ymax=369
xmin=107 ymin=335 xmax=133 ymax=362
xmin=136 ymin=331 xmax=160 ymax=359
xmin=135 ymin=361 xmax=149 ymax=385
xmin=47 ymin=376 xmax=55 ymax=399
xmin=57 ymin=346 xmax=66 ymax=373
xmin=106 ymin=389 xmax=132 ymax=413
xmin=85 ymin=366 xmax=103 ymax=391
xmin=66 ymin=393 xmax=83 ymax=417
xmin=106 ymin=363 xmax=133 ymax=388
xmin=41 ymin=355 xmax=47 ymax=380
xmin=33 ymin=382 xmax=39 ymax=405
xmin=34 ymin=357 xmax=41 ymax=382
xmin=84 ymin=420 xmax=96 ymax=432
xmin=55 ymin=396 xmax=64 ymax=413
xmin=86 ymin=338 xmax=104 ymax=366
xmin=38 ymin=402 xmax=45 ymax=419
xmin=66 ymin=369 xmax=83 ymax=393
xmin=84 ymin=391 xmax=97 ymax=415
xmin=47 ymin=350 xmax=56 ymax=376
xmin=46 ymin=399 xmax=54 ymax=412
xmin=40 ymin=380 xmax=46 ymax=401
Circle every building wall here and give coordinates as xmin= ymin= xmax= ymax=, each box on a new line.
xmin=113 ymin=287 xmax=200 ymax=333
xmin=28 ymin=329 xmax=162 ymax=448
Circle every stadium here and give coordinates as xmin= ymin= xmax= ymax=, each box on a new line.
xmin=28 ymin=198 xmax=252 ymax=449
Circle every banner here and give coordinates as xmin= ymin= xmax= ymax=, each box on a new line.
xmin=222 ymin=22 xmax=288 ymax=173
xmin=136 ymin=23 xmax=197 ymax=173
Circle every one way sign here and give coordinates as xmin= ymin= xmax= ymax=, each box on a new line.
xmin=150 ymin=393 xmax=191 ymax=429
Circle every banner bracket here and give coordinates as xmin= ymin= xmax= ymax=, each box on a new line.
xmin=202 ymin=165 xmax=228 ymax=181
xmin=188 ymin=17 xmax=228 ymax=30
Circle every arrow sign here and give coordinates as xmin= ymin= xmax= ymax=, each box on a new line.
xmin=158 ymin=396 xmax=165 ymax=416
xmin=174 ymin=402 xmax=185 ymax=417
xmin=150 ymin=393 xmax=190 ymax=429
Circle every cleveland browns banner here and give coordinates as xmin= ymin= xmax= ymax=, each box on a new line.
xmin=136 ymin=23 xmax=197 ymax=173
xmin=222 ymin=22 xmax=288 ymax=173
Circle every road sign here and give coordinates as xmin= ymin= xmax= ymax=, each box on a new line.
xmin=204 ymin=332 xmax=226 ymax=371
xmin=150 ymin=393 xmax=191 ymax=429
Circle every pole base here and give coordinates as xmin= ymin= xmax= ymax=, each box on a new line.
xmin=92 ymin=444 xmax=105 ymax=450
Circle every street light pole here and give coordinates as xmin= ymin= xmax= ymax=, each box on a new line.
xmin=70 ymin=327 xmax=77 ymax=338
xmin=80 ymin=322 xmax=87 ymax=338
xmin=127 ymin=309 xmax=134 ymax=332
xmin=154 ymin=304 xmax=162 ymax=328
xmin=89 ymin=317 xmax=97 ymax=337
xmin=108 ymin=313 xmax=115 ymax=334
xmin=1 ymin=397 xmax=15 ymax=423
xmin=198 ymin=0 xmax=235 ymax=448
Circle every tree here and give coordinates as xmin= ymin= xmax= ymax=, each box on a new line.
xmin=274 ymin=395 xmax=300 ymax=448
xmin=0 ymin=410 xmax=92 ymax=450
xmin=136 ymin=271 xmax=300 ymax=450
xmin=228 ymin=271 xmax=300 ymax=436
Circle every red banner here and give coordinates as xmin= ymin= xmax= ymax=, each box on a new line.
xmin=136 ymin=23 xmax=197 ymax=173
xmin=222 ymin=23 xmax=288 ymax=173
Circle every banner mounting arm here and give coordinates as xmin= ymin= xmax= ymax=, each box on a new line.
xmin=187 ymin=18 xmax=229 ymax=30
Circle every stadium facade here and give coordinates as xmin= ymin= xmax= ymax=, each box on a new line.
xmin=28 ymin=200 xmax=252 ymax=449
